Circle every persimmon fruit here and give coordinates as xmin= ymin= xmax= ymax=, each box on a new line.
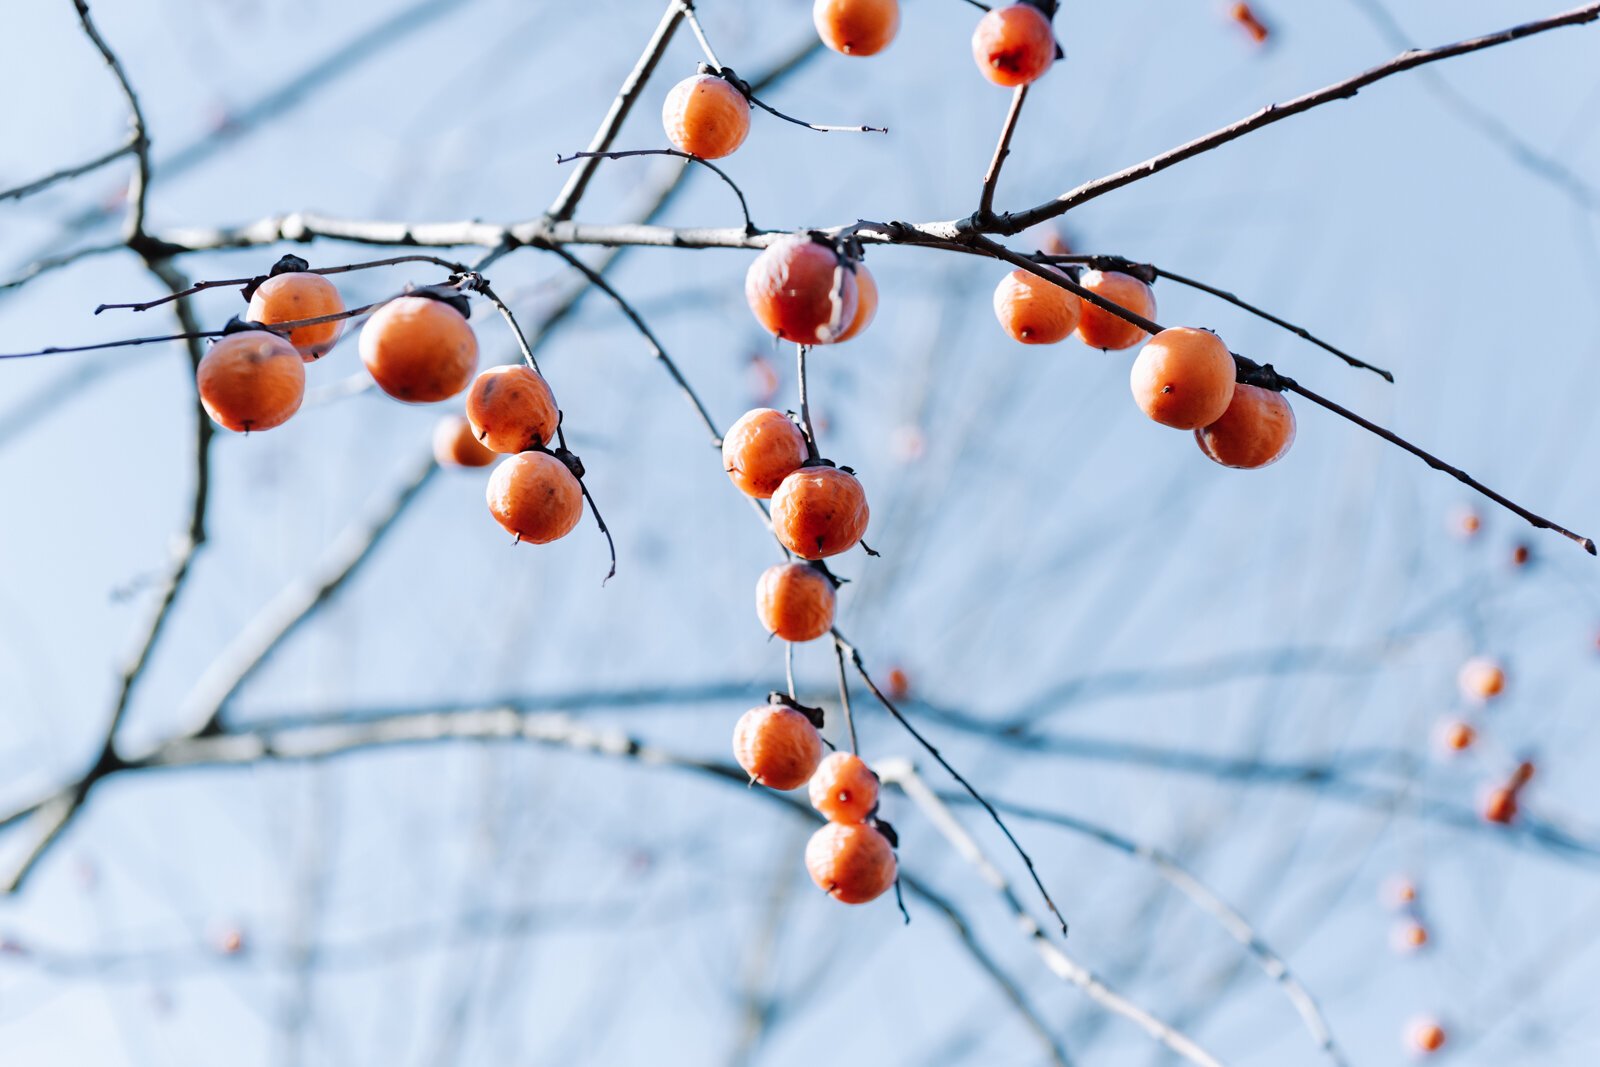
xmin=723 ymin=408 xmax=808 ymax=499
xmin=806 ymin=821 xmax=897 ymax=904
xmin=814 ymin=0 xmax=900 ymax=56
xmin=993 ymin=266 xmax=1081 ymax=344
xmin=246 ymin=271 xmax=344 ymax=361
xmin=971 ymin=4 xmax=1056 ymax=88
xmin=197 ymin=330 xmax=305 ymax=433
xmin=746 ymin=235 xmax=859 ymax=345
xmin=361 ymin=295 xmax=478 ymax=404
xmin=1458 ymin=657 xmax=1506 ymax=702
xmin=733 ymin=705 xmax=824 ymax=790
xmin=834 ymin=262 xmax=878 ymax=343
xmin=433 ymin=415 xmax=496 ymax=468
xmin=1439 ymin=720 xmax=1476 ymax=753
xmin=1130 ymin=327 xmax=1237 ymax=430
xmin=771 ymin=465 xmax=870 ymax=560
xmin=1076 ymin=270 xmax=1156 ymax=351
xmin=485 ymin=451 xmax=584 ymax=545
xmin=809 ymin=752 xmax=879 ymax=823
xmin=662 ymin=74 xmax=750 ymax=160
xmin=1483 ymin=786 xmax=1517 ymax=825
xmin=1196 ymin=383 xmax=1296 ymax=468
xmin=756 ymin=562 xmax=836 ymax=642
xmin=466 ymin=365 xmax=560 ymax=454
xmin=1409 ymin=1020 xmax=1446 ymax=1054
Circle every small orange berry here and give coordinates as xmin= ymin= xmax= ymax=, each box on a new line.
xmin=746 ymin=235 xmax=859 ymax=345
xmin=1409 ymin=1019 xmax=1446 ymax=1054
xmin=805 ymin=822 xmax=897 ymax=903
xmin=834 ymin=262 xmax=879 ymax=342
xmin=1453 ymin=507 xmax=1483 ymax=537
xmin=1130 ymin=327 xmax=1237 ymax=430
xmin=887 ymin=667 xmax=910 ymax=700
xmin=360 ymin=295 xmax=478 ymax=404
xmin=662 ymin=74 xmax=750 ymax=160
xmin=1510 ymin=759 xmax=1536 ymax=790
xmin=215 ymin=927 xmax=246 ymax=956
xmin=1230 ymin=3 xmax=1270 ymax=45
xmin=723 ymin=408 xmax=808 ymax=499
xmin=433 ymin=415 xmax=496 ymax=468
xmin=1483 ymin=785 xmax=1518 ymax=825
xmin=993 ymin=266 xmax=1082 ymax=344
xmin=1076 ymin=270 xmax=1156 ymax=351
xmin=814 ymin=0 xmax=900 ymax=56
xmin=1458 ymin=657 xmax=1506 ymax=702
xmin=1381 ymin=876 xmax=1417 ymax=909
xmin=1511 ymin=543 xmax=1531 ymax=567
xmin=246 ymin=272 xmax=344 ymax=361
xmin=756 ymin=562 xmax=837 ymax=642
xmin=809 ymin=752 xmax=879 ymax=823
xmin=1391 ymin=920 xmax=1429 ymax=953
xmin=197 ymin=330 xmax=305 ymax=433
xmin=733 ymin=705 xmax=824 ymax=790
xmin=771 ymin=466 xmax=870 ymax=560
xmin=466 ymin=365 xmax=560 ymax=454
xmin=485 ymin=452 xmax=584 ymax=545
xmin=971 ymin=4 xmax=1056 ymax=88
xmin=1438 ymin=720 xmax=1476 ymax=753
xmin=1196 ymin=383 xmax=1296 ymax=469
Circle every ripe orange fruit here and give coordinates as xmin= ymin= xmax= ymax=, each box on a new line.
xmin=360 ymin=295 xmax=478 ymax=403
xmin=433 ymin=415 xmax=497 ymax=468
xmin=1453 ymin=507 xmax=1483 ymax=538
xmin=1231 ymin=3 xmax=1270 ymax=44
xmin=723 ymin=408 xmax=808 ymax=499
xmin=756 ymin=562 xmax=836 ymax=642
xmin=197 ymin=330 xmax=305 ymax=433
xmin=1130 ymin=327 xmax=1237 ymax=430
xmin=466 ymin=365 xmax=560 ymax=454
xmin=246 ymin=271 xmax=344 ymax=361
xmin=1392 ymin=921 xmax=1429 ymax=952
xmin=1511 ymin=543 xmax=1531 ymax=567
xmin=1409 ymin=1020 xmax=1446 ymax=1054
xmin=992 ymin=266 xmax=1081 ymax=344
xmin=805 ymin=822 xmax=897 ymax=903
xmin=1195 ymin=383 xmax=1296 ymax=469
xmin=887 ymin=667 xmax=910 ymax=700
xmin=814 ymin=0 xmax=900 ymax=56
xmin=971 ymin=4 xmax=1055 ymax=88
xmin=733 ymin=705 xmax=824 ymax=790
xmin=1076 ymin=270 xmax=1156 ymax=351
xmin=771 ymin=466 xmax=870 ymax=560
xmin=746 ymin=235 xmax=859 ymax=346
xmin=485 ymin=452 xmax=584 ymax=544
xmin=809 ymin=752 xmax=879 ymax=823
xmin=1439 ymin=720 xmax=1476 ymax=753
xmin=1458 ymin=657 xmax=1506 ymax=702
xmin=662 ymin=74 xmax=750 ymax=160
xmin=834 ymin=262 xmax=879 ymax=343
xmin=1382 ymin=876 xmax=1418 ymax=909
xmin=1483 ymin=786 xmax=1517 ymax=825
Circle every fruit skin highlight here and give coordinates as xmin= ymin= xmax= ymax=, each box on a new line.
xmin=723 ymin=409 xmax=808 ymax=499
xmin=746 ymin=235 xmax=860 ymax=346
xmin=814 ymin=0 xmax=900 ymax=57
xmin=466 ymin=366 xmax=560 ymax=455
xmin=361 ymin=295 xmax=479 ymax=404
xmin=1130 ymin=327 xmax=1237 ymax=430
xmin=662 ymin=74 xmax=751 ymax=160
xmin=1076 ymin=270 xmax=1156 ymax=351
xmin=756 ymin=563 xmax=837 ymax=642
xmin=246 ymin=271 xmax=345 ymax=361
xmin=733 ymin=706 xmax=824 ymax=790
xmin=971 ymin=4 xmax=1056 ymax=88
xmin=485 ymin=452 xmax=584 ymax=545
xmin=993 ymin=267 xmax=1081 ymax=344
xmin=1195 ymin=383 xmax=1296 ymax=469
xmin=805 ymin=822 xmax=897 ymax=903
xmin=771 ymin=466 xmax=870 ymax=560
xmin=196 ymin=330 xmax=306 ymax=433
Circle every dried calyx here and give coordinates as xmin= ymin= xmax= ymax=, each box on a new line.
xmin=767 ymin=691 xmax=826 ymax=730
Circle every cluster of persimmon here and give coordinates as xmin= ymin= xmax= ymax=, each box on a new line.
xmin=194 ymin=256 xmax=585 ymax=548
xmin=993 ymin=266 xmax=1297 ymax=468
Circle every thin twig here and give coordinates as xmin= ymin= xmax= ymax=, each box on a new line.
xmin=72 ymin=0 xmax=151 ymax=240
xmin=556 ymin=149 xmax=756 ymax=233
xmin=795 ymin=344 xmax=822 ymax=459
xmin=0 ymin=139 xmax=136 ymax=203
xmin=833 ymin=640 xmax=859 ymax=755
xmin=94 ymin=254 xmax=471 ymax=314
xmin=979 ymin=85 xmax=1029 ymax=219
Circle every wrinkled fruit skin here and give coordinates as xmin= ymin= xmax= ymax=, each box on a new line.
xmin=993 ymin=267 xmax=1081 ymax=344
xmin=971 ymin=4 xmax=1056 ymax=87
xmin=756 ymin=562 xmax=837 ymax=642
xmin=361 ymin=296 xmax=479 ymax=404
xmin=771 ymin=466 xmax=870 ymax=560
xmin=809 ymin=752 xmax=879 ymax=823
xmin=662 ymin=74 xmax=751 ymax=160
xmin=805 ymin=822 xmax=897 ymax=904
xmin=733 ymin=706 xmax=824 ymax=790
xmin=197 ymin=330 xmax=306 ymax=433
xmin=834 ymin=262 xmax=878 ymax=342
xmin=433 ymin=415 xmax=496 ymax=468
xmin=814 ymin=0 xmax=900 ymax=57
xmin=746 ymin=235 xmax=860 ymax=346
xmin=485 ymin=452 xmax=584 ymax=545
xmin=723 ymin=408 xmax=808 ymax=499
xmin=1076 ymin=270 xmax=1156 ymax=351
xmin=246 ymin=272 xmax=345 ymax=361
xmin=1130 ymin=327 xmax=1237 ymax=430
xmin=1195 ymin=383 xmax=1296 ymax=469
xmin=467 ymin=365 xmax=560 ymax=454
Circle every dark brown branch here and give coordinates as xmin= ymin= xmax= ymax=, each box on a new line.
xmin=973 ymin=2 xmax=1600 ymax=235
xmin=978 ymin=85 xmax=1029 ymax=220
xmin=546 ymin=0 xmax=686 ymax=223
xmin=556 ymin=149 xmax=756 ymax=234
xmin=72 ymin=0 xmax=151 ymax=239
xmin=0 ymin=140 xmax=136 ymax=203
